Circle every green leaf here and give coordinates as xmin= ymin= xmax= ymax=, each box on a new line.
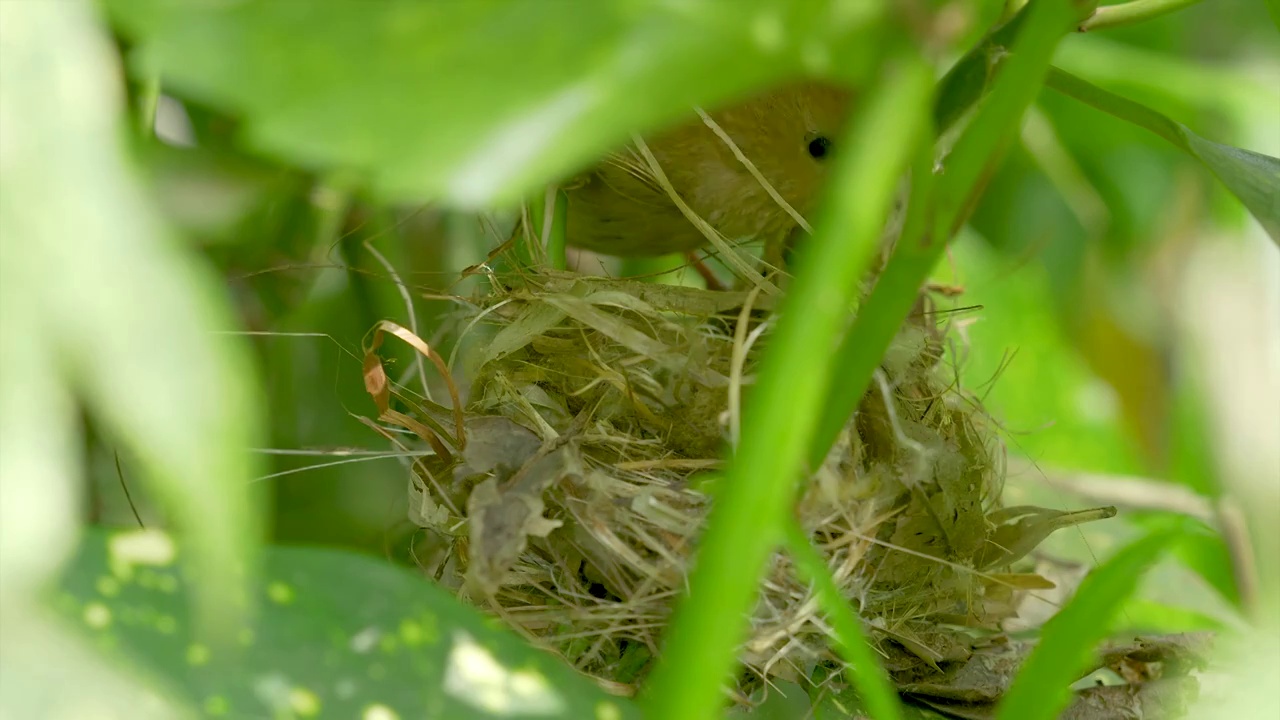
xmin=54 ymin=527 xmax=639 ymax=720
xmin=1046 ymin=67 xmax=1280 ymax=244
xmin=995 ymin=526 xmax=1182 ymax=720
xmin=0 ymin=0 xmax=260 ymax=638
xmin=106 ymin=0 xmax=886 ymax=208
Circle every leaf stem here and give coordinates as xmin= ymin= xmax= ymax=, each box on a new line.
xmin=1078 ymin=0 xmax=1204 ymax=32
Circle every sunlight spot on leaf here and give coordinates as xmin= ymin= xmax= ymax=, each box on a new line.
xmin=83 ymin=602 xmax=112 ymax=629
xmin=267 ymin=581 xmax=295 ymax=604
xmin=186 ymin=643 xmax=211 ymax=666
xmin=203 ymin=696 xmax=229 ymax=716
xmin=96 ymin=576 xmax=121 ymax=597
xmin=253 ymin=674 xmax=293 ymax=713
xmin=597 ymin=701 xmax=623 ymax=720
xmin=108 ymin=530 xmax=176 ymax=580
xmin=398 ymin=619 xmax=425 ymax=646
xmin=444 ymin=630 xmax=565 ymax=716
xmin=351 ymin=625 xmax=381 ymax=653
xmin=335 ymin=678 xmax=358 ymax=700
xmin=289 ymin=687 xmax=322 ymax=717
xmin=156 ymin=573 xmax=179 ymax=594
xmin=362 ymin=704 xmax=399 ymax=720
xmin=751 ymin=13 xmax=784 ymax=51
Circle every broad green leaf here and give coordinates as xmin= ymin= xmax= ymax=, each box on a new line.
xmin=0 ymin=0 xmax=259 ymax=640
xmin=54 ymin=528 xmax=639 ymax=720
xmin=995 ymin=526 xmax=1181 ymax=720
xmin=106 ymin=0 xmax=885 ymax=208
xmin=1046 ymin=67 xmax=1280 ymax=245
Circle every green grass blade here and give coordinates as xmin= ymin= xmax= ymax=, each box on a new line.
xmin=809 ymin=0 xmax=1076 ymax=466
xmin=525 ymin=185 xmax=568 ymax=270
xmin=995 ymin=526 xmax=1183 ymax=720
xmin=640 ymin=55 xmax=934 ymax=720
xmin=1047 ymin=67 xmax=1280 ymax=244
xmin=783 ymin=518 xmax=902 ymax=720
xmin=545 ymin=187 xmax=568 ymax=271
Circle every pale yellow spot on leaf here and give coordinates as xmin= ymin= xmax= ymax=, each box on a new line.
xmin=596 ymin=701 xmax=623 ymax=720
xmin=444 ymin=631 xmax=564 ymax=715
xmin=83 ymin=602 xmax=112 ymax=629
xmin=109 ymin=530 xmax=176 ymax=580
xmin=95 ymin=576 xmax=121 ymax=597
xmin=751 ymin=13 xmax=784 ymax=51
xmin=156 ymin=573 xmax=179 ymax=594
xmin=362 ymin=704 xmax=399 ymax=720
xmin=187 ymin=643 xmax=211 ymax=666
xmin=204 ymin=696 xmax=229 ymax=716
xmin=399 ymin=619 xmax=424 ymax=646
xmin=289 ymin=687 xmax=321 ymax=717
xmin=267 ymin=581 xmax=294 ymax=605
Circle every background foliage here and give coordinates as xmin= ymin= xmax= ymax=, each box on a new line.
xmin=1 ymin=0 xmax=1276 ymax=718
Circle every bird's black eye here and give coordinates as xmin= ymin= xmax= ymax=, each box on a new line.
xmin=807 ymin=136 xmax=832 ymax=160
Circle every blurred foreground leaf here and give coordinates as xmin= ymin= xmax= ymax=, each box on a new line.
xmin=107 ymin=0 xmax=883 ymax=208
xmin=55 ymin=527 xmax=639 ymax=720
xmin=0 ymin=0 xmax=259 ymax=642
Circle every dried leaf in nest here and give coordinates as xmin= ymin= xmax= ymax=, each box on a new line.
xmin=465 ymin=435 xmax=584 ymax=596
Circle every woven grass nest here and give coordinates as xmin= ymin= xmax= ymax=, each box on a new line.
xmin=371 ymin=264 xmax=1117 ymax=703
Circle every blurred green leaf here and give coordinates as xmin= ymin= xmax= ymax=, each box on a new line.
xmin=55 ymin=527 xmax=639 ymax=720
xmin=0 ymin=0 xmax=260 ymax=641
xmin=107 ymin=0 xmax=885 ymax=208
xmin=938 ymin=233 xmax=1144 ymax=471
xmin=1047 ymin=67 xmax=1280 ymax=244
xmin=995 ymin=526 xmax=1181 ymax=720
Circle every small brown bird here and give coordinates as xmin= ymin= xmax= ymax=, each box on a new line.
xmin=563 ymin=81 xmax=854 ymax=260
